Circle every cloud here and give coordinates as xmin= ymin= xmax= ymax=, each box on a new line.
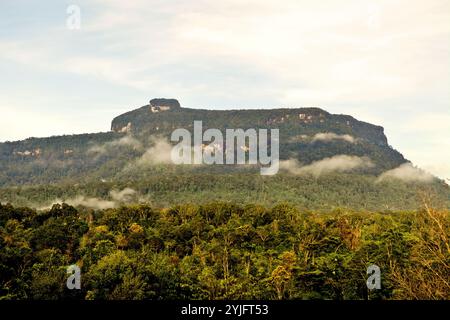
xmin=171 ymin=0 xmax=450 ymax=104
xmin=377 ymin=163 xmax=435 ymax=183
xmin=88 ymin=135 xmax=143 ymax=154
xmin=40 ymin=195 xmax=115 ymax=210
xmin=136 ymin=137 xmax=173 ymax=165
xmin=3 ymin=0 xmax=449 ymax=104
xmin=311 ymin=132 xmax=357 ymax=143
xmin=64 ymin=196 xmax=116 ymax=210
xmin=422 ymin=163 xmax=450 ymax=182
xmin=39 ymin=188 xmax=138 ymax=210
xmin=393 ymin=114 xmax=450 ymax=180
xmin=110 ymin=187 xmax=137 ymax=202
xmin=280 ymin=155 xmax=373 ymax=176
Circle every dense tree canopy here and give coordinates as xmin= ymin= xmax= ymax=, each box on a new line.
xmin=1 ymin=201 xmax=448 ymax=300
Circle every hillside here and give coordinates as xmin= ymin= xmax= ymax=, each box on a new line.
xmin=0 ymin=98 xmax=447 ymax=210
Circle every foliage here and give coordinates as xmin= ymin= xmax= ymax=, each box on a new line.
xmin=1 ymin=201 xmax=448 ymax=300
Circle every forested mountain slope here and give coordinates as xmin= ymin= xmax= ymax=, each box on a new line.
xmin=0 ymin=98 xmax=447 ymax=210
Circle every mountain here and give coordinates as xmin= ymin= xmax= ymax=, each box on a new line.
xmin=113 ymin=98 xmax=388 ymax=144
xmin=110 ymin=98 xmax=405 ymax=172
xmin=0 ymin=98 xmax=447 ymax=210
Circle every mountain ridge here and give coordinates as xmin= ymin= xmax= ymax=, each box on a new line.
xmin=1 ymin=98 xmax=449 ymax=210
xmin=1 ymin=98 xmax=406 ymax=184
xmin=111 ymin=98 xmax=389 ymax=146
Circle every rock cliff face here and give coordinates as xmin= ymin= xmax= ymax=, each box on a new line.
xmin=149 ymin=98 xmax=181 ymax=109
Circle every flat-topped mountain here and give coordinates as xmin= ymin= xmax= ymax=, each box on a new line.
xmin=1 ymin=98 xmax=406 ymax=184
xmin=1 ymin=98 xmax=447 ymax=210
xmin=111 ymin=98 xmax=388 ymax=146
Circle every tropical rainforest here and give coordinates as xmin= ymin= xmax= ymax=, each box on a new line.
xmin=1 ymin=201 xmax=448 ymax=300
xmin=0 ymin=99 xmax=448 ymax=300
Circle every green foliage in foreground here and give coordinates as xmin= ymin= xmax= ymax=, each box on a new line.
xmin=0 ymin=202 xmax=448 ymax=300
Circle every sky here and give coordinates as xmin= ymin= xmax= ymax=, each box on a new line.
xmin=0 ymin=0 xmax=449 ymax=180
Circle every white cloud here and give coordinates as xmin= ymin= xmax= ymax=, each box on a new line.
xmin=137 ymin=137 xmax=173 ymax=165
xmin=392 ymin=114 xmax=450 ymax=180
xmin=171 ymin=0 xmax=450 ymax=104
xmin=377 ymin=163 xmax=435 ymax=183
xmin=88 ymin=135 xmax=143 ymax=154
xmin=65 ymin=196 xmax=116 ymax=210
xmin=422 ymin=163 xmax=450 ymax=182
xmin=39 ymin=188 xmax=138 ymax=210
xmin=39 ymin=196 xmax=115 ymax=210
xmin=280 ymin=155 xmax=373 ymax=176
xmin=110 ymin=187 xmax=137 ymax=202
xmin=311 ymin=133 xmax=356 ymax=143
xmin=2 ymin=0 xmax=448 ymax=103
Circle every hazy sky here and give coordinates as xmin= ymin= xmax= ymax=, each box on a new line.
xmin=0 ymin=0 xmax=449 ymax=179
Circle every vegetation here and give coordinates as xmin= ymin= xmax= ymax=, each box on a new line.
xmin=0 ymin=172 xmax=448 ymax=211
xmin=1 ymin=201 xmax=448 ymax=300
xmin=0 ymin=104 xmax=408 ymax=187
xmin=1 ymin=103 xmax=448 ymax=300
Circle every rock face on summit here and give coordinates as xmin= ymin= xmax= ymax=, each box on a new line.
xmin=150 ymin=98 xmax=181 ymax=109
